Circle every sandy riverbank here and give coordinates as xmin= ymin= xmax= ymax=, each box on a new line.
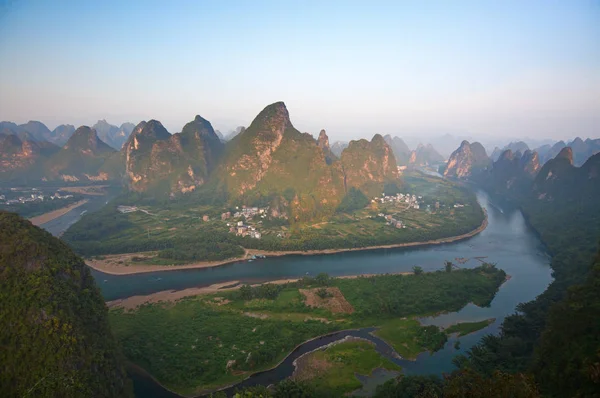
xmin=28 ymin=199 xmax=89 ymax=226
xmin=87 ymin=211 xmax=487 ymax=276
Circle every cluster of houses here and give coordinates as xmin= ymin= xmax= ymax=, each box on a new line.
xmin=220 ymin=206 xmax=270 ymax=239
xmin=234 ymin=206 xmax=268 ymax=219
xmin=228 ymin=220 xmax=262 ymax=239
xmin=0 ymin=192 xmax=73 ymax=205
xmin=373 ymin=192 xmax=422 ymax=210
xmin=377 ymin=213 xmax=406 ymax=229
xmin=117 ymin=205 xmax=138 ymax=214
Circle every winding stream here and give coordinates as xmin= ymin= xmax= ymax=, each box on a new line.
xmin=45 ymin=191 xmax=553 ymax=397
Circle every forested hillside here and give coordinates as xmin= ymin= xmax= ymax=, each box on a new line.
xmin=451 ymin=153 xmax=600 ymax=396
xmin=0 ymin=211 xmax=132 ymax=397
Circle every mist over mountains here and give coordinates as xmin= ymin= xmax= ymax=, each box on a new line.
xmin=1 ymin=105 xmax=598 ymax=191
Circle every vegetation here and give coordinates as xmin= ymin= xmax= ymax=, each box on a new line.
xmin=452 ymin=154 xmax=600 ymax=396
xmin=109 ymin=297 xmax=337 ymax=395
xmin=63 ymin=172 xmax=485 ymax=265
xmin=444 ymin=319 xmax=495 ymax=337
xmin=109 ymin=265 xmax=506 ymax=394
xmin=0 ymin=211 xmax=132 ymax=397
xmin=336 ymin=187 xmax=369 ymax=213
xmin=292 ymin=340 xmax=401 ymax=396
xmin=336 ymin=264 xmax=505 ymax=317
xmin=372 ymin=371 xmax=540 ymax=398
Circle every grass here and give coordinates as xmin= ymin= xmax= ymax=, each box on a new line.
xmin=444 ymin=319 xmax=495 ymax=336
xmin=294 ymin=340 xmax=401 ymax=396
xmin=373 ymin=318 xmax=426 ymax=359
xmin=108 ymin=266 xmax=507 ymax=395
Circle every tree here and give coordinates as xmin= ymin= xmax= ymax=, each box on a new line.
xmin=374 ymin=375 xmax=443 ymax=398
xmin=315 ymin=273 xmax=331 ymax=286
xmin=443 ymin=369 xmax=540 ymax=398
xmin=316 ymin=288 xmax=332 ymax=299
xmin=413 ymin=266 xmax=424 ymax=275
xmin=273 ymin=379 xmax=315 ymax=397
xmin=444 ymin=261 xmax=453 ymax=273
xmin=239 ymin=284 xmax=253 ymax=300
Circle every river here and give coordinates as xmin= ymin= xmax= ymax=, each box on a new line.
xmin=44 ymin=190 xmax=553 ymax=397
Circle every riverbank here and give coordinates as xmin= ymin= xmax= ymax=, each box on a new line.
xmin=106 ymin=272 xmax=413 ymax=310
xmin=87 ymin=211 xmax=488 ymax=276
xmin=28 ymin=199 xmax=89 ymax=226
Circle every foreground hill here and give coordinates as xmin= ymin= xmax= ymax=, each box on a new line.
xmin=0 ymin=211 xmax=132 ymax=397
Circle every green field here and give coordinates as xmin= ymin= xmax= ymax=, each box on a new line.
xmin=108 ymin=264 xmax=506 ymax=395
xmin=63 ymin=171 xmax=485 ymax=265
xmin=292 ymin=340 xmax=401 ymax=396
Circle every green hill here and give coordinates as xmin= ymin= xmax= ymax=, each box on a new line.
xmin=122 ymin=116 xmax=223 ymax=195
xmin=0 ymin=211 xmax=132 ymax=397
xmin=216 ymin=102 xmax=347 ymax=221
xmin=340 ymin=134 xmax=400 ymax=197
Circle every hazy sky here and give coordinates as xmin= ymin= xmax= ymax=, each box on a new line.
xmin=0 ymin=0 xmax=599 ymax=142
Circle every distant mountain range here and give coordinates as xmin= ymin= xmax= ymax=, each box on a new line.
xmin=0 ymin=102 xmax=403 ymax=222
xmin=1 ymin=109 xmax=598 ymax=222
xmin=0 ymin=119 xmax=135 ymax=149
xmin=438 ymin=135 xmax=600 ymax=207
xmin=333 ymin=135 xmax=444 ymax=167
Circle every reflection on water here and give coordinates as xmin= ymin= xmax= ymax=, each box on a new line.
xmin=53 ymin=191 xmax=552 ymax=396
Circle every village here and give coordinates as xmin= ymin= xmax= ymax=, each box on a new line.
xmin=0 ymin=190 xmax=74 ymax=206
xmin=372 ymin=192 xmax=467 ymax=230
xmin=221 ymin=205 xmax=269 ymax=240
xmin=373 ymin=192 xmax=423 ymax=229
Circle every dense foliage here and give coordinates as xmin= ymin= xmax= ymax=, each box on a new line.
xmin=109 ymin=300 xmax=336 ymax=395
xmin=0 ymin=211 xmax=131 ymax=397
xmin=336 ymin=264 xmax=505 ymax=317
xmin=109 ymin=266 xmax=506 ymax=394
xmin=336 ymin=187 xmax=369 ymax=213
xmin=453 ymin=154 xmax=600 ymax=396
xmin=372 ymin=371 xmax=540 ymax=398
xmin=63 ymin=204 xmax=244 ymax=261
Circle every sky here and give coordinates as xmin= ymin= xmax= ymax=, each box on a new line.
xmin=0 ymin=0 xmax=599 ymax=143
